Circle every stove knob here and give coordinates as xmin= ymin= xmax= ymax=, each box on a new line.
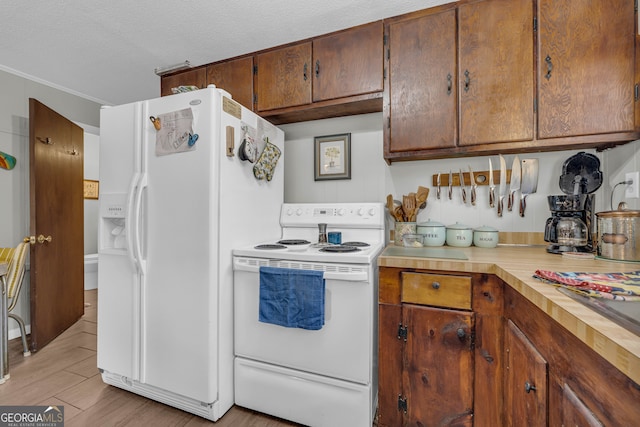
xmin=368 ymin=207 xmax=377 ymax=216
xmin=286 ymin=208 xmax=294 ymax=216
xmin=296 ymin=208 xmax=303 ymax=216
xmin=337 ymin=208 xmax=347 ymax=216
xmin=357 ymin=208 xmax=365 ymax=216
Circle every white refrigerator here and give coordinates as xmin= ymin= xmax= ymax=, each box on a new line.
xmin=97 ymin=87 xmax=284 ymax=421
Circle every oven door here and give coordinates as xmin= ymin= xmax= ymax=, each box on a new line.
xmin=233 ymin=257 xmax=375 ymax=384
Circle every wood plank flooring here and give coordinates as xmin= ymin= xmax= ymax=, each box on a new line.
xmin=0 ymin=290 xmax=300 ymax=426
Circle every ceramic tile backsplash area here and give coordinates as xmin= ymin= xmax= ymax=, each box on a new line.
xmin=281 ymin=113 xmax=640 ymax=237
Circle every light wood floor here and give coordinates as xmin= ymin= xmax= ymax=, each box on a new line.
xmin=0 ymin=290 xmax=300 ymax=426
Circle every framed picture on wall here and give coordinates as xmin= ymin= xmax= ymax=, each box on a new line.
xmin=83 ymin=179 xmax=99 ymax=199
xmin=314 ymin=133 xmax=351 ymax=181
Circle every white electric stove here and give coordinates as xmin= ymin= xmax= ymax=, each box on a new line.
xmin=232 ymin=202 xmax=385 ymax=427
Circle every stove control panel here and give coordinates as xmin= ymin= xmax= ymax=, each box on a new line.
xmin=281 ymin=203 xmax=384 ymax=228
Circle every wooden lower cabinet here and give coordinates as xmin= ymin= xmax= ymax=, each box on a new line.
xmin=504 ymin=286 xmax=640 ymax=426
xmin=378 ymin=268 xmax=503 ymax=426
xmin=504 ymin=319 xmax=548 ymax=426
xmin=402 ymin=304 xmax=474 ymax=425
xmin=380 ymin=268 xmax=640 ymax=426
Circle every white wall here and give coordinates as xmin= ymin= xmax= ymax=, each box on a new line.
xmin=84 ymin=131 xmax=100 ymax=254
xmin=282 ymin=113 xmax=640 ymax=233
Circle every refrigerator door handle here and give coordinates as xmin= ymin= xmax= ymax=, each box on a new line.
xmin=126 ymin=172 xmax=142 ymax=273
xmin=133 ymin=173 xmax=147 ymax=275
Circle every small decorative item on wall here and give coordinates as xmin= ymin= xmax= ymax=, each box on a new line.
xmin=314 ymin=133 xmax=351 ymax=181
xmin=83 ymin=179 xmax=99 ymax=199
xmin=0 ymin=150 xmax=16 ymax=170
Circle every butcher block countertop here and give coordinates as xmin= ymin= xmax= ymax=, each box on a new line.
xmin=378 ymin=244 xmax=640 ymax=386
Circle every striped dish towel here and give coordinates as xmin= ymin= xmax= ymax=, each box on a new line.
xmin=534 ymin=270 xmax=640 ymax=301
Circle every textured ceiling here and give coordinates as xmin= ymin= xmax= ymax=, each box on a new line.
xmin=0 ymin=0 xmax=446 ymax=106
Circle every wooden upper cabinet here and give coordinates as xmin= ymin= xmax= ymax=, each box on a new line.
xmin=458 ymin=0 xmax=534 ymax=146
xmin=207 ymin=56 xmax=254 ymax=110
xmin=255 ymin=42 xmax=312 ymax=112
xmin=386 ymin=8 xmax=457 ymax=154
xmin=312 ymin=21 xmax=383 ymax=102
xmin=160 ymin=68 xmax=207 ymax=97
xmin=537 ymin=0 xmax=635 ymax=139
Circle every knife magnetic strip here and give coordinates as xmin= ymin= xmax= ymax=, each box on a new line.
xmin=432 ymin=170 xmax=513 ymax=187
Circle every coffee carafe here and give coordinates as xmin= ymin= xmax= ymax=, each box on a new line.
xmin=544 ymin=152 xmax=602 ymax=254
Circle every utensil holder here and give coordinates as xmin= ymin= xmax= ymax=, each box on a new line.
xmin=394 ymin=222 xmax=416 ymax=246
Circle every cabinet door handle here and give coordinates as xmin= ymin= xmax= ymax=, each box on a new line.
xmin=525 ymin=382 xmax=537 ymax=393
xmin=457 ymin=328 xmax=466 ymax=339
xmin=545 ymin=56 xmax=553 ymax=80
xmin=431 ymin=281 xmax=440 ymax=289
xmin=447 ymin=73 xmax=452 ymax=95
xmin=303 ymin=63 xmax=308 ymax=81
xmin=315 ymin=60 xmax=320 ymax=78
xmin=464 ymin=70 xmax=470 ymax=92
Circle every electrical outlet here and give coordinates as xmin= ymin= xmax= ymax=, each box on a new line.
xmin=626 ymin=171 xmax=640 ymax=199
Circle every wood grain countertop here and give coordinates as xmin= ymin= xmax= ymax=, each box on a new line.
xmin=378 ymin=244 xmax=640 ymax=386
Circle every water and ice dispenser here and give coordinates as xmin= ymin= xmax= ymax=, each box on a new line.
xmin=99 ymin=193 xmax=128 ymax=252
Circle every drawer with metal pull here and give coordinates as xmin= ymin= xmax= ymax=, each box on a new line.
xmin=401 ymin=272 xmax=472 ymax=310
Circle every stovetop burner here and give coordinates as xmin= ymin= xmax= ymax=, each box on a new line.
xmin=254 ymin=244 xmax=287 ymax=250
xmin=319 ymin=245 xmax=361 ymax=253
xmin=277 ymin=239 xmax=311 ymax=246
xmin=341 ymin=241 xmax=370 ymax=247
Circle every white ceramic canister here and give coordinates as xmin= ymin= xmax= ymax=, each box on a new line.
xmin=446 ymin=222 xmax=473 ymax=247
xmin=473 ymin=225 xmax=499 ymax=248
xmin=417 ymin=219 xmax=446 ymax=246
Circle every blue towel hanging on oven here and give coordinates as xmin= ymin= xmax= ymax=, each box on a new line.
xmin=259 ymin=266 xmax=325 ymax=330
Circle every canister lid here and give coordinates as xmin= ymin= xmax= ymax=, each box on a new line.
xmin=417 ymin=219 xmax=445 ymax=228
xmin=596 ymin=209 xmax=640 ymax=218
xmin=474 ymin=225 xmax=498 ymax=232
xmin=446 ymin=222 xmax=472 ymax=230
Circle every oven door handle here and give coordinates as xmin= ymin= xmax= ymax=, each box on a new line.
xmin=233 ymin=257 xmax=370 ymax=282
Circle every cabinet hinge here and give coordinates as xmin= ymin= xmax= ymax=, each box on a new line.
xmin=533 ymin=17 xmax=537 ymax=32
xmin=534 ymin=97 xmax=538 ymax=113
xmin=470 ymin=329 xmax=476 ymax=351
xmin=384 ymin=66 xmax=387 ymax=80
xmin=383 ymin=34 xmax=388 ymax=46
xmin=635 ymin=84 xmax=639 ymax=101
xmin=387 ymin=48 xmax=390 ymax=61
xmin=397 ymin=395 xmax=408 ymax=414
xmin=253 ymin=65 xmax=258 ymax=75
xmin=397 ymin=324 xmax=408 ymax=341
xmin=253 ymin=94 xmax=257 ymax=104
xmin=387 ymin=116 xmax=391 ymax=129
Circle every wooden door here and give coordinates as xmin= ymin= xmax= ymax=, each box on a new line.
xmin=207 ymin=56 xmax=255 ymax=110
xmin=403 ymin=304 xmax=474 ymax=426
xmin=386 ymin=9 xmax=457 ymax=154
xmin=29 ymin=99 xmax=84 ymax=352
xmin=160 ymin=68 xmax=207 ymax=97
xmin=504 ymin=319 xmax=548 ymax=427
xmin=537 ymin=0 xmax=635 ymax=138
xmin=312 ymin=21 xmax=383 ymax=102
xmin=458 ymin=0 xmax=534 ymax=146
xmin=256 ymin=42 xmax=312 ymax=111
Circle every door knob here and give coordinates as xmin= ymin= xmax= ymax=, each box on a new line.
xmin=27 ymin=235 xmax=52 ymax=244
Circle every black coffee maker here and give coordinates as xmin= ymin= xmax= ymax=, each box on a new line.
xmin=544 ymin=152 xmax=602 ymax=254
